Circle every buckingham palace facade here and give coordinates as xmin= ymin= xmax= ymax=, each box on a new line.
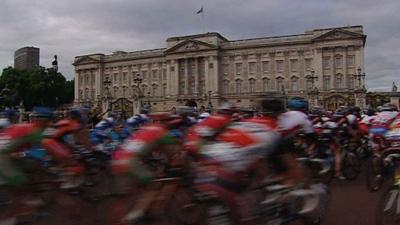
xmin=73 ymin=25 xmax=367 ymax=115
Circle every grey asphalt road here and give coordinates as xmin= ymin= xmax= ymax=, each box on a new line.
xmin=323 ymin=172 xmax=388 ymax=225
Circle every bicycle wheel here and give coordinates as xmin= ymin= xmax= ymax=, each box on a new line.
xmin=366 ymin=155 xmax=384 ymax=192
xmin=342 ymin=152 xmax=361 ymax=180
xmin=376 ymin=185 xmax=400 ymax=225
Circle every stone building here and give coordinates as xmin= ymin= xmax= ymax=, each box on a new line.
xmin=14 ymin=47 xmax=40 ymax=70
xmin=73 ymin=25 xmax=367 ymax=115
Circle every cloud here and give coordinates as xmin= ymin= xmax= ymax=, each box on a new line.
xmin=0 ymin=0 xmax=398 ymax=91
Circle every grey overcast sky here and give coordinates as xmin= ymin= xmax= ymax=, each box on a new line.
xmin=0 ymin=0 xmax=399 ymax=91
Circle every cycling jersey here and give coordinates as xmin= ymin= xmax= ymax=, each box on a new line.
xmin=0 ymin=124 xmax=47 ymax=186
xmin=185 ymin=114 xmax=232 ymax=156
xmin=370 ymin=111 xmax=399 ymax=137
xmin=112 ymin=123 xmax=181 ymax=184
xmin=278 ymin=110 xmax=314 ymax=137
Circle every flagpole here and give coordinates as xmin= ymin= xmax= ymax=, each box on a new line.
xmin=202 ymin=6 xmax=206 ymax=33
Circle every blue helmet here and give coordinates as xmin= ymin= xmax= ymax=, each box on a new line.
xmin=287 ymin=98 xmax=308 ymax=111
xmin=31 ymin=107 xmax=55 ymax=119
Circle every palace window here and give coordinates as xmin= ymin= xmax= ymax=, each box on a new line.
xmin=223 ymin=64 xmax=229 ymax=75
xmin=162 ymin=84 xmax=167 ymax=96
xmin=152 ymin=70 xmax=158 ymax=80
xmin=335 ymin=55 xmax=343 ymax=69
xmin=141 ymin=85 xmax=148 ymax=95
xmin=163 ymin=69 xmax=167 ymax=80
xmin=335 ymin=74 xmax=343 ymax=89
xmin=290 ymin=77 xmax=299 ymax=91
xmin=179 ymin=81 xmax=185 ymax=95
xmin=223 ymin=80 xmax=230 ymax=94
xmin=113 ymin=73 xmax=118 ymax=83
xmin=290 ymin=59 xmax=298 ymax=72
xmin=323 ymin=57 xmax=331 ymax=69
xmin=142 ymin=71 xmax=147 ymax=80
xmin=323 ymin=76 xmax=331 ymax=90
xmin=262 ymin=78 xmax=270 ymax=92
xmin=249 ymin=78 xmax=256 ymax=93
xmin=276 ymin=60 xmax=284 ymax=73
xmin=235 ymin=63 xmax=242 ymax=75
xmin=113 ymin=87 xmax=118 ymax=97
xmin=152 ymin=85 xmax=158 ymax=96
xmin=348 ymin=76 xmax=354 ymax=89
xmin=91 ymin=73 xmax=95 ymax=86
xmin=347 ymin=55 xmax=355 ymax=67
xmin=248 ymin=62 xmax=256 ymax=74
xmin=276 ymin=78 xmax=284 ymax=92
xmin=262 ymin=61 xmax=269 ymax=73
xmin=235 ymin=79 xmax=242 ymax=94
xmin=199 ymin=80 xmax=205 ymax=94
xmin=123 ymin=72 xmax=127 ymax=83
xmin=305 ymin=58 xmax=312 ymax=71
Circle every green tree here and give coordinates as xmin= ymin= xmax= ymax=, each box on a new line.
xmin=0 ymin=66 xmax=74 ymax=110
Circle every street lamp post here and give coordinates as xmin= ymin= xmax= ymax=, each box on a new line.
xmin=305 ymin=69 xmax=318 ymax=89
xmin=353 ymin=67 xmax=367 ymax=108
xmin=306 ymin=69 xmax=319 ymax=107
xmin=133 ymin=73 xmax=143 ymax=111
xmin=354 ymin=67 xmax=366 ymax=89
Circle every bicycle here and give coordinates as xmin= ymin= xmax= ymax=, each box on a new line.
xmin=375 ymin=152 xmax=400 ymax=225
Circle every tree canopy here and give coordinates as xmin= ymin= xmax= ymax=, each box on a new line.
xmin=0 ymin=67 xmax=74 ymax=110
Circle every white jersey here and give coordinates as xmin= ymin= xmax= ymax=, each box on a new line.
xmin=372 ymin=111 xmax=399 ymax=127
xmin=278 ymin=110 xmax=314 ymax=136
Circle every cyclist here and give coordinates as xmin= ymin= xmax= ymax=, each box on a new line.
xmin=41 ymin=107 xmax=92 ymax=189
xmin=370 ymin=103 xmax=399 ymax=153
xmin=112 ymin=112 xmax=187 ymax=222
xmin=185 ymin=102 xmax=238 ymax=159
xmin=277 ymin=97 xmax=316 ymax=181
xmin=0 ymin=107 xmax=54 ymax=206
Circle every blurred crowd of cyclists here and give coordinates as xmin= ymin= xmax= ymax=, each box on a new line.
xmin=1 ymin=97 xmax=400 ymax=225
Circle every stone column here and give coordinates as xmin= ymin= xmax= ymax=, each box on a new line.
xmin=185 ymin=58 xmax=189 ymax=95
xmin=194 ymin=57 xmax=199 ymax=96
xmin=343 ymin=47 xmax=348 ymax=88
xmin=208 ymin=56 xmax=219 ymax=95
xmin=330 ymin=48 xmax=335 ymax=89
xmin=74 ymin=70 xmax=80 ymax=103
xmin=170 ymin=59 xmax=179 ymax=96
xmin=204 ymin=57 xmax=210 ymax=93
xmin=95 ymin=65 xmax=103 ymax=99
xmin=314 ymin=48 xmax=323 ymax=89
xmin=360 ymin=45 xmax=365 ymax=87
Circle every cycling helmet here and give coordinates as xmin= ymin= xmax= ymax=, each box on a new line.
xmin=287 ymin=97 xmax=308 ymax=111
xmin=217 ymin=102 xmax=238 ymax=115
xmin=31 ymin=107 xmax=55 ymax=119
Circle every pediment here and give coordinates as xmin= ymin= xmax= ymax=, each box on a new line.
xmin=312 ymin=29 xmax=365 ymax=42
xmin=164 ymin=39 xmax=218 ymax=54
xmin=73 ymin=56 xmax=100 ymax=66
